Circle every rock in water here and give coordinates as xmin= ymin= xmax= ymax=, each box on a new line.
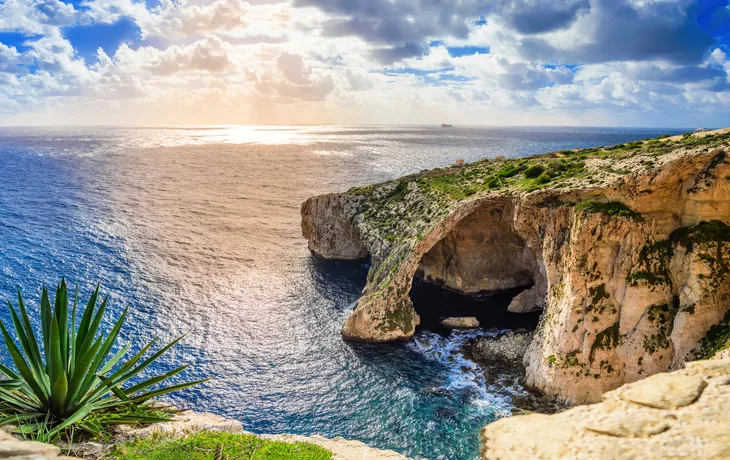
xmin=441 ymin=316 xmax=480 ymax=328
xmin=470 ymin=331 xmax=532 ymax=367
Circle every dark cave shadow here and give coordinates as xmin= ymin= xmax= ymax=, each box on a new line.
xmin=409 ymin=277 xmax=541 ymax=335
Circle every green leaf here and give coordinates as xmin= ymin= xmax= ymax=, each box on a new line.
xmin=75 ymin=286 xmax=99 ymax=354
xmin=54 ymin=280 xmax=70 ymax=374
xmin=69 ymin=283 xmax=79 ymax=376
xmin=48 ymin=317 xmax=67 ymax=416
xmin=6 ymin=301 xmax=49 ymax=401
xmin=0 ymin=358 xmax=21 ymax=380
xmin=125 ymin=378 xmax=210 ymax=405
xmin=75 ymin=307 xmax=129 ymax=399
xmin=0 ymin=412 xmax=44 ymax=426
xmin=0 ymin=321 xmax=47 ymax=405
xmin=40 ymin=287 xmax=52 ymax=365
xmin=124 ymin=365 xmax=190 ymax=396
xmin=15 ymin=292 xmax=45 ymax=381
xmin=0 ymin=379 xmax=26 ymax=390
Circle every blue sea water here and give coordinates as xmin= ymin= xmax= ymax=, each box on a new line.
xmin=0 ymin=125 xmax=686 ymax=459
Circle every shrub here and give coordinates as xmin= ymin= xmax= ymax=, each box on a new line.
xmin=535 ymin=173 xmax=552 ymax=185
xmin=0 ymin=279 xmax=207 ymax=438
xmin=108 ymin=431 xmax=333 ymax=460
xmin=524 ymin=164 xmax=545 ymax=179
xmin=575 ymin=201 xmax=643 ymax=221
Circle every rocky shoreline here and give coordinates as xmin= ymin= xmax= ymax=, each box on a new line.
xmin=465 ymin=330 xmax=567 ymax=414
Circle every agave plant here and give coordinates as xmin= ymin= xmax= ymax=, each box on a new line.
xmin=0 ymin=279 xmax=207 ymax=436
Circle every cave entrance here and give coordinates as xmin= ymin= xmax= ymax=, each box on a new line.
xmin=409 ymin=203 xmax=543 ymax=334
xmin=409 ymin=278 xmax=541 ymax=334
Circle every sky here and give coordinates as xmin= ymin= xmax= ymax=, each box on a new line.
xmin=0 ymin=0 xmax=729 ymax=127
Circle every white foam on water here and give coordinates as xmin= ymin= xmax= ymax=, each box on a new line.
xmin=407 ymin=329 xmax=519 ymax=417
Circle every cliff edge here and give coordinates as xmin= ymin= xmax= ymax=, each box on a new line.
xmin=301 ymin=129 xmax=730 ymax=403
xmin=482 ymin=359 xmax=730 ymax=459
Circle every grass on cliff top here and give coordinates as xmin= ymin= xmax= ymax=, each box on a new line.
xmin=575 ymin=201 xmax=644 ymax=221
xmin=349 ymin=130 xmax=730 ymax=202
xmin=108 ymin=431 xmax=333 ymax=460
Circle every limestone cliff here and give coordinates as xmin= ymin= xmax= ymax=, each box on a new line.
xmin=301 ymin=130 xmax=730 ymax=402
xmin=482 ymin=359 xmax=730 ymax=459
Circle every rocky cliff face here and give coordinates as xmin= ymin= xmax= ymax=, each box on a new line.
xmin=482 ymin=359 xmax=730 ymax=459
xmin=301 ymin=131 xmax=730 ymax=402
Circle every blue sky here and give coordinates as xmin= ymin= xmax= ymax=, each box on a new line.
xmin=0 ymin=0 xmax=729 ymax=126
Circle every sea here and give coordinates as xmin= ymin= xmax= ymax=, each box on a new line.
xmin=0 ymin=125 xmax=687 ymax=459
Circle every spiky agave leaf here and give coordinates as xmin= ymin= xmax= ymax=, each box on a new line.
xmin=0 ymin=279 xmax=208 ymax=437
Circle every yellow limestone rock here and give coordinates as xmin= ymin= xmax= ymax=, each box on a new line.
xmin=481 ymin=359 xmax=730 ymax=459
xmin=620 ymin=373 xmax=707 ymax=409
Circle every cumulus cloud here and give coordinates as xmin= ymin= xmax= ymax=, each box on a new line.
xmin=0 ymin=0 xmax=78 ymax=34
xmin=0 ymin=0 xmax=728 ymax=125
xmin=299 ymin=0 xmax=719 ymax=66
xmin=0 ymin=44 xmax=31 ymax=75
xmin=500 ymin=0 xmax=715 ymax=65
xmin=277 ymin=51 xmax=313 ymax=84
xmin=251 ymin=51 xmax=335 ymax=101
xmin=142 ymin=0 xmax=249 ymax=38
xmin=113 ymin=37 xmax=232 ymax=75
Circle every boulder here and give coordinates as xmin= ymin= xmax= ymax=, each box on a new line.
xmin=441 ymin=317 xmax=480 ymax=329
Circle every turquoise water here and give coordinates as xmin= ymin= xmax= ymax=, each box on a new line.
xmin=0 ymin=125 xmax=685 ymax=459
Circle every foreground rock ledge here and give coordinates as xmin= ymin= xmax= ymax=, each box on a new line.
xmin=0 ymin=429 xmax=80 ymax=460
xmin=302 ymin=130 xmax=730 ymax=403
xmin=69 ymin=410 xmax=413 ymax=460
xmin=481 ymin=359 xmax=730 ymax=459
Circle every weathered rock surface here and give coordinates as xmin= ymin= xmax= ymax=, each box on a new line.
xmin=112 ymin=410 xmax=244 ymax=441
xmin=302 ymin=131 xmax=730 ymax=403
xmin=0 ymin=429 xmax=81 ymax=460
xmin=441 ymin=316 xmax=480 ymax=328
xmin=470 ymin=331 xmax=532 ymax=367
xmin=481 ymin=359 xmax=730 ymax=459
xmin=301 ymin=193 xmax=368 ymax=260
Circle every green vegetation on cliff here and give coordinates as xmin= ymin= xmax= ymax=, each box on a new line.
xmin=575 ymin=201 xmax=643 ymax=221
xmin=346 ymin=131 xmax=730 ymax=203
xmin=697 ymin=310 xmax=730 ymax=359
xmin=590 ymin=322 xmax=621 ymax=362
xmin=109 ymin=431 xmax=332 ymax=460
xmin=341 ymin=131 xmax=730 ymax=343
xmin=643 ymin=299 xmax=680 ymax=354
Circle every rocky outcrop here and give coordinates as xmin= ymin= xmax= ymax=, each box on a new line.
xmin=441 ymin=316 xmax=480 ymax=328
xmin=301 ymin=193 xmax=368 ymax=260
xmin=470 ymin=331 xmax=532 ymax=369
xmin=0 ymin=429 xmax=80 ymax=459
xmin=481 ymin=359 xmax=730 ymax=459
xmin=112 ymin=410 xmax=244 ymax=441
xmin=302 ymin=131 xmax=730 ymax=403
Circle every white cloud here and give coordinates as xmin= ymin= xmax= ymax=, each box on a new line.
xmin=0 ymin=0 xmax=728 ymax=126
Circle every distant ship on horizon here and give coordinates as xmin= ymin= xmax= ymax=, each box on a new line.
xmin=441 ymin=124 xmax=453 ymax=128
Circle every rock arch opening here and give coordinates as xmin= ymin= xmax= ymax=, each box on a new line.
xmin=409 ymin=204 xmax=543 ymax=333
